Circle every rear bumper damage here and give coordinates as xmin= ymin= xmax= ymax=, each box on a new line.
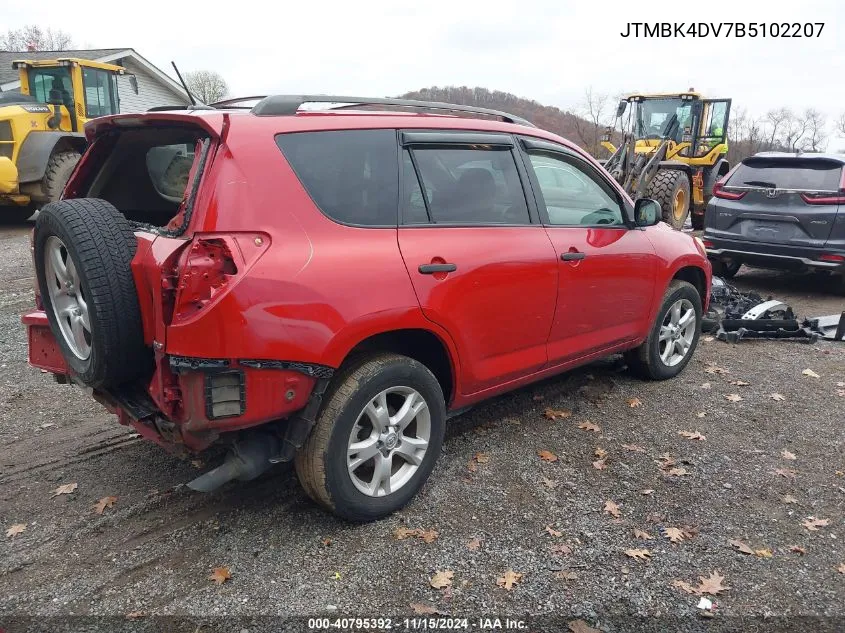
xmin=22 ymin=308 xmax=331 ymax=456
xmin=704 ymin=236 xmax=845 ymax=273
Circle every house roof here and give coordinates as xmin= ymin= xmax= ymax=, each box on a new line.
xmin=0 ymin=48 xmax=187 ymax=100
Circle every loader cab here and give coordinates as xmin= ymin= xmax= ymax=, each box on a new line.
xmin=14 ymin=58 xmax=130 ymax=132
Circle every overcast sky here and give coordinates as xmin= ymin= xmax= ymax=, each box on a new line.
xmin=5 ymin=0 xmax=845 ymax=147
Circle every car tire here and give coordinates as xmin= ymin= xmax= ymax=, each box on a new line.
xmin=626 ymin=280 xmax=702 ymax=380
xmin=34 ymin=198 xmax=149 ymax=388
xmin=647 ymin=169 xmax=691 ymax=230
xmin=43 ymin=150 xmax=81 ymax=203
xmin=710 ymin=258 xmax=741 ymax=279
xmin=295 ymin=353 xmax=446 ymax=522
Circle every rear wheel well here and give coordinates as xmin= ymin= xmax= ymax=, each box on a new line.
xmin=672 ymin=266 xmax=706 ymax=303
xmin=342 ymin=329 xmax=454 ymax=404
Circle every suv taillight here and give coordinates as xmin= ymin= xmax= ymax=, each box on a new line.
xmin=171 ymin=234 xmax=269 ymax=322
xmin=712 ymin=180 xmax=746 ymax=201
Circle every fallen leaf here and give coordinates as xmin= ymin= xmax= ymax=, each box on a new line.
xmin=622 ymin=443 xmax=646 ymax=452
xmin=837 ymin=389 xmax=845 ymax=397
xmin=667 ymin=467 xmax=689 ymax=477
xmin=568 ymin=620 xmax=601 ymax=633
xmin=700 ymin=382 xmax=711 ymax=389
xmin=679 ymin=430 xmax=706 ymax=441
xmin=332 ymin=572 xmax=341 ymax=580
xmin=540 ymin=476 xmax=558 ymax=489
xmin=430 ymin=570 xmax=454 ymax=589
xmin=704 ymin=336 xmax=714 ymax=342
xmin=789 ymin=545 xmax=806 ymax=555
xmin=657 ymin=455 xmax=676 ymax=469
xmin=209 ymin=567 xmax=231 ymax=585
xmin=671 ymin=579 xmax=697 ymax=594
xmin=322 ymin=537 xmax=333 ymax=546
xmin=782 ymin=494 xmax=798 ymax=504
xmin=420 ymin=529 xmax=439 ymax=544
xmin=538 ymin=449 xmax=558 ymax=462
xmin=551 ymin=543 xmax=572 ymax=555
xmin=697 ymin=571 xmax=729 ymax=595
xmin=773 ymin=468 xmax=797 ymax=479
xmin=190 ymin=459 xmax=203 ymax=469
xmin=781 ymin=450 xmax=797 ymax=461
xmin=755 ymin=548 xmax=773 ymax=559
xmin=545 ymin=525 xmax=563 ymax=538
xmin=496 ymin=570 xmax=523 ymax=590
xmin=696 ymin=412 xmax=707 ymax=418
xmin=729 ymin=539 xmax=754 ymax=555
xmin=556 ymin=570 xmax=579 ymax=581
xmin=466 ymin=459 xmax=477 ymax=473
xmin=626 ymin=397 xmax=642 ymax=408
xmin=625 ymin=548 xmax=652 ymax=562
xmin=467 ymin=538 xmax=482 ymax=551
xmin=594 ymin=447 xmax=608 ymax=459
xmin=641 ymin=489 xmax=654 ymax=496
xmin=705 ymin=365 xmax=729 ymax=375
xmin=663 ymin=527 xmax=686 ymax=544
xmin=634 ymin=529 xmax=653 ymax=540
xmin=474 ymin=452 xmax=490 ymax=464
xmin=592 ymin=458 xmax=607 ymax=470
xmin=52 ymin=482 xmax=78 ymax=497
xmin=604 ymin=500 xmax=621 ymax=518
xmin=802 ymin=368 xmax=820 ymax=378
xmin=410 ymin=602 xmax=438 ymax=615
xmin=394 ymin=527 xmax=420 ymax=540
xmin=544 ymin=408 xmax=572 ymax=420
xmin=6 ymin=524 xmax=26 ymax=540
xmin=802 ymin=517 xmax=830 ymax=531
xmin=730 ymin=380 xmax=750 ymax=386
xmin=724 ymin=393 xmax=743 ymax=402
xmin=770 ymin=393 xmax=787 ymax=401
xmin=92 ymin=496 xmax=118 ymax=515
xmin=838 ymin=563 xmax=845 ymax=574
xmin=125 ymin=611 xmax=146 ymax=620
xmin=578 ymin=421 xmax=601 ymax=433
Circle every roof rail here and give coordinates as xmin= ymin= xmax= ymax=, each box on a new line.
xmin=250 ymin=95 xmax=535 ymax=127
xmin=208 ymin=95 xmax=268 ymax=108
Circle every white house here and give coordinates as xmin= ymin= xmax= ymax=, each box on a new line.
xmin=0 ymin=47 xmax=189 ymax=112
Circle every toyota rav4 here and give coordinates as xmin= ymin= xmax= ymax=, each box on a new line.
xmin=23 ymin=95 xmax=710 ymax=521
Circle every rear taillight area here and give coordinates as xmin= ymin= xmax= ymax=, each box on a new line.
xmin=170 ymin=233 xmax=270 ymax=324
xmin=800 ymin=192 xmax=845 ymax=205
xmin=712 ymin=180 xmax=746 ymax=201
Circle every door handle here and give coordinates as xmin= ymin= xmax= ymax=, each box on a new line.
xmin=419 ymin=263 xmax=457 ymax=274
xmin=561 ymin=252 xmax=586 ymax=261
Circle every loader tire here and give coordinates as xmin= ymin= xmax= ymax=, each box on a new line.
xmin=647 ymin=169 xmax=690 ymax=230
xmin=43 ymin=150 xmax=81 ymax=203
xmin=34 ymin=198 xmax=149 ymax=388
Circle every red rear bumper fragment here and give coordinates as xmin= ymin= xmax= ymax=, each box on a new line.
xmin=22 ymin=310 xmax=68 ymax=375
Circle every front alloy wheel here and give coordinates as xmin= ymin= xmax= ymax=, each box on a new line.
xmin=658 ymin=298 xmax=696 ymax=367
xmin=44 ymin=235 xmax=92 ymax=360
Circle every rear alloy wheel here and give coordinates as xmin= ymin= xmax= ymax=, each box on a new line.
xmin=43 ymin=235 xmax=92 ymax=360
xmin=626 ymin=280 xmax=702 ymax=380
xmin=295 ymin=354 xmax=445 ymax=521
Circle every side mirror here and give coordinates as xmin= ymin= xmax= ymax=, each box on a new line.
xmin=128 ymin=75 xmax=139 ymax=95
xmin=616 ymin=99 xmax=628 ymax=118
xmin=634 ymin=198 xmax=661 ymax=227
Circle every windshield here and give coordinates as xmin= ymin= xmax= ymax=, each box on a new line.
xmin=26 ymin=67 xmax=73 ymax=106
xmin=634 ymin=98 xmax=692 ymax=142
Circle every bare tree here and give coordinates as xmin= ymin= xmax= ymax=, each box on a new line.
xmin=573 ymin=87 xmax=611 ymax=156
xmin=765 ymin=108 xmax=792 ymax=148
xmin=836 ymin=112 xmax=845 ymax=137
xmin=184 ymin=70 xmax=229 ymax=104
xmin=801 ymin=109 xmax=827 ymax=152
xmin=1 ymin=25 xmax=74 ymax=51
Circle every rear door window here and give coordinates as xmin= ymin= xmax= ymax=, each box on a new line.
xmin=728 ymin=158 xmax=842 ymax=191
xmin=276 ymin=130 xmax=399 ymax=226
xmin=402 ymin=146 xmax=530 ymax=224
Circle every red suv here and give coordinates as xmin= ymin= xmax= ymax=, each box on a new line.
xmin=24 ymin=96 xmax=710 ymax=521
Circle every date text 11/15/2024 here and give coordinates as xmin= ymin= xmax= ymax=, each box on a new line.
xmin=307 ymin=617 xmax=528 ymax=630
xmin=620 ymin=22 xmax=825 ymax=37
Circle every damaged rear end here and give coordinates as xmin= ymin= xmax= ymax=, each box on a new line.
xmin=23 ymin=112 xmax=325 ymax=487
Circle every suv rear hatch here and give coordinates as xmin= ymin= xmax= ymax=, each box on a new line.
xmin=711 ymin=155 xmax=843 ymax=247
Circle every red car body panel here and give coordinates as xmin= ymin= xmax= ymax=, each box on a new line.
xmin=23 ymin=108 xmax=710 ymax=452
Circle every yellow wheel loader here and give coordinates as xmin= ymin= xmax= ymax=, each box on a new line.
xmin=0 ymin=57 xmax=137 ymax=222
xmin=601 ymin=91 xmax=731 ymax=230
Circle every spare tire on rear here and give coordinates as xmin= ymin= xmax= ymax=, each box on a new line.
xmin=34 ymin=198 xmax=149 ymax=388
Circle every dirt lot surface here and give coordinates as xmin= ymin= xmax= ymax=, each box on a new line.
xmin=1 ymin=222 xmax=844 ymax=632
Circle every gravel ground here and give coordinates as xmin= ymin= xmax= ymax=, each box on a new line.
xmin=1 ymin=223 xmax=844 ymax=633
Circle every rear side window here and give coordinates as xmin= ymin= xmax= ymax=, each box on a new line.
xmin=728 ymin=158 xmax=842 ymax=191
xmin=276 ymin=130 xmax=399 ymax=226
xmin=403 ymin=147 xmax=530 ymax=224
